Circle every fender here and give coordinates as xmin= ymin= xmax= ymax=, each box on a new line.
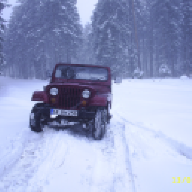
xmin=89 ymin=95 xmax=108 ymax=107
xmin=31 ymin=91 xmax=49 ymax=103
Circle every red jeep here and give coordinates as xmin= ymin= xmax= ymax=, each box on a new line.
xmin=30 ymin=63 xmax=112 ymax=140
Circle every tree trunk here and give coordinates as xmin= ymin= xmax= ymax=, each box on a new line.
xmin=149 ymin=9 xmax=154 ymax=77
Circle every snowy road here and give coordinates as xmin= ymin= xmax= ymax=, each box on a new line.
xmin=0 ymin=121 xmax=134 ymax=192
xmin=0 ymin=77 xmax=192 ymax=192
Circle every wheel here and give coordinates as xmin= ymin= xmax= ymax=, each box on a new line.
xmin=29 ymin=109 xmax=45 ymax=133
xmin=92 ymin=109 xmax=107 ymax=140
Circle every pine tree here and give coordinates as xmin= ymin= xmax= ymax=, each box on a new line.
xmin=4 ymin=0 xmax=82 ymax=79
xmin=151 ymin=0 xmax=181 ymax=76
xmin=77 ymin=23 xmax=95 ymax=64
xmin=0 ymin=0 xmax=8 ymax=72
xmin=92 ymin=0 xmax=132 ymax=78
xmin=181 ymin=0 xmax=192 ymax=75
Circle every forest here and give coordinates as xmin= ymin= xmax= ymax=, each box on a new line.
xmin=0 ymin=0 xmax=191 ymax=79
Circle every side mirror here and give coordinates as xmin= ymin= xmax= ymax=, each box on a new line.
xmin=46 ymin=70 xmax=52 ymax=78
xmin=114 ymin=77 xmax=122 ymax=84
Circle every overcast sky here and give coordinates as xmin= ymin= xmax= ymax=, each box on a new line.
xmin=2 ymin=0 xmax=98 ymax=26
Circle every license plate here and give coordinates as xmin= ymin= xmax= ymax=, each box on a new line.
xmin=50 ymin=109 xmax=78 ymax=117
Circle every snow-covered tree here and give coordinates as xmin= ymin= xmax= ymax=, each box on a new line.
xmin=152 ymin=0 xmax=181 ymax=76
xmin=77 ymin=22 xmax=95 ymax=64
xmin=0 ymin=0 xmax=8 ymax=71
xmin=4 ymin=0 xmax=82 ymax=79
xmin=92 ymin=0 xmax=133 ymax=78
xmin=180 ymin=0 xmax=192 ymax=75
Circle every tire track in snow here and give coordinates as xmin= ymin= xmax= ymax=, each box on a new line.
xmin=0 ymin=122 xmax=135 ymax=192
xmin=116 ymin=113 xmax=192 ymax=161
xmin=26 ymin=129 xmax=70 ymax=192
xmin=0 ymin=128 xmax=64 ymax=192
xmin=89 ymin=124 xmax=116 ymax=192
xmin=42 ymin=129 xmax=102 ymax=192
xmin=0 ymin=130 xmax=30 ymax=179
xmin=90 ymin=121 xmax=136 ymax=192
xmin=112 ymin=120 xmax=136 ymax=192
xmin=115 ymin=112 xmax=192 ymax=192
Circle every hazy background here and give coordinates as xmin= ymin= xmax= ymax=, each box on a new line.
xmin=2 ymin=0 xmax=98 ymax=26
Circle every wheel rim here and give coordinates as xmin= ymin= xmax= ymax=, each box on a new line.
xmin=30 ymin=113 xmax=35 ymax=126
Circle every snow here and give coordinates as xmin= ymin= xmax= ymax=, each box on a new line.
xmin=180 ymin=75 xmax=190 ymax=80
xmin=0 ymin=76 xmax=192 ymax=192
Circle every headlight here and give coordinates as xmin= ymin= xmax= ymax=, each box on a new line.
xmin=50 ymin=88 xmax=58 ymax=95
xmin=82 ymin=89 xmax=90 ymax=98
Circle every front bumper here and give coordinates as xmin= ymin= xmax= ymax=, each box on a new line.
xmin=37 ymin=105 xmax=95 ymax=123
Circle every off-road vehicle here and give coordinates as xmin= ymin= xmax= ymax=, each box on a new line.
xmin=30 ymin=63 xmax=112 ymax=140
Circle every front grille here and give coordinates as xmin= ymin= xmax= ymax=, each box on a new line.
xmin=58 ymin=87 xmax=81 ymax=109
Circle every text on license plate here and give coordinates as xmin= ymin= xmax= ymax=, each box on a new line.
xmin=50 ymin=109 xmax=78 ymax=116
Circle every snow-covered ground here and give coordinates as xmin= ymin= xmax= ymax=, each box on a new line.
xmin=0 ymin=76 xmax=192 ymax=192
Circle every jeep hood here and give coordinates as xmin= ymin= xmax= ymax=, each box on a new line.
xmin=48 ymin=82 xmax=110 ymax=93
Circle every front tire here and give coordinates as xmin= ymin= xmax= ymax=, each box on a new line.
xmin=92 ymin=109 xmax=107 ymax=140
xmin=30 ymin=110 xmax=45 ymax=133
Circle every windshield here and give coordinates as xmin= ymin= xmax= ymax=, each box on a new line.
xmin=55 ymin=65 xmax=108 ymax=81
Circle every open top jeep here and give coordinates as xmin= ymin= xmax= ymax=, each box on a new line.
xmin=30 ymin=63 xmax=112 ymax=140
